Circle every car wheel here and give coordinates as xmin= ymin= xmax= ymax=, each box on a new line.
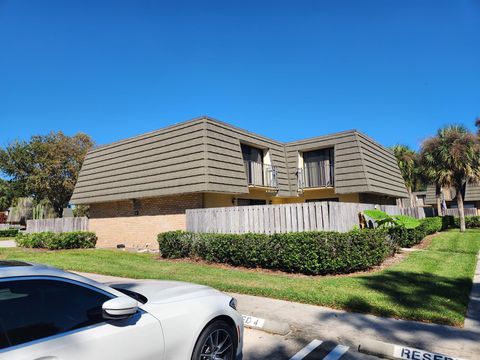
xmin=192 ymin=320 xmax=236 ymax=360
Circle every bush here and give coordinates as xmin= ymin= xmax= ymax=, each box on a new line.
xmin=387 ymin=217 xmax=443 ymax=248
xmin=16 ymin=231 xmax=97 ymax=250
xmin=454 ymin=216 xmax=480 ymax=229
xmin=0 ymin=229 xmax=19 ymax=237
xmin=419 ymin=217 xmax=443 ymax=234
xmin=158 ymin=229 xmax=394 ymax=275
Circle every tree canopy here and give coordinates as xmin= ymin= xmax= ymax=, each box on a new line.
xmin=420 ymin=125 xmax=480 ymax=231
xmin=0 ymin=132 xmax=93 ymax=216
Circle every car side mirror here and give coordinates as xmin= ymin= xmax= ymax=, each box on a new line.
xmin=102 ymin=296 xmax=138 ymax=320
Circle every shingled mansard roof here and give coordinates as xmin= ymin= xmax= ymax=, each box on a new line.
xmin=71 ymin=116 xmax=409 ymax=205
xmin=425 ymin=183 xmax=480 ymax=205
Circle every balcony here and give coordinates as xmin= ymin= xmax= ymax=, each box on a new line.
xmin=244 ymin=160 xmax=278 ymax=188
xmin=297 ymin=162 xmax=334 ymax=190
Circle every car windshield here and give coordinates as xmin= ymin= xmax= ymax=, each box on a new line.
xmin=112 ymin=287 xmax=148 ymax=304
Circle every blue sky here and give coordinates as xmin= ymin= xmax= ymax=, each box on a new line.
xmin=0 ymin=0 xmax=479 ymax=150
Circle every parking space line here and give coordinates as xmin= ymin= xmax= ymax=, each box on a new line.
xmin=289 ymin=339 xmax=323 ymax=360
xmin=322 ymin=344 xmax=349 ymax=360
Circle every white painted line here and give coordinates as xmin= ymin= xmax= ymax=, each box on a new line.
xmin=289 ymin=339 xmax=323 ymax=360
xmin=323 ymin=345 xmax=350 ymax=360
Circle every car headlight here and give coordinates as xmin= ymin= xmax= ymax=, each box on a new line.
xmin=229 ymin=297 xmax=238 ymax=310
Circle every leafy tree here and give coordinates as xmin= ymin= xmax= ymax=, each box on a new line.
xmin=0 ymin=178 xmax=24 ymax=211
xmin=476 ymin=117 xmax=480 ymax=136
xmin=391 ymin=144 xmax=420 ymax=206
xmin=0 ymin=132 xmax=93 ymax=216
xmin=420 ymin=125 xmax=480 ymax=232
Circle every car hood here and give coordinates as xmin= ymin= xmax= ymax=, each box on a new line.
xmin=106 ymin=280 xmax=221 ymax=304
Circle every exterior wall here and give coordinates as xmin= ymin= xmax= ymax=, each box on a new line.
xmin=90 ymin=215 xmax=185 ymax=250
xmin=71 ymin=118 xmax=210 ymax=204
xmin=203 ymin=189 xmax=360 ymax=208
xmin=465 ymin=183 xmax=480 ymax=202
xmin=89 ymin=194 xmax=202 ymax=249
xmin=204 ymin=119 xmax=290 ymax=196
xmin=426 ymin=183 xmax=480 ymax=206
xmin=72 ymin=117 xmax=408 ymax=207
xmin=355 ymin=133 xmax=409 ymax=198
xmin=359 ymin=193 xmax=397 ymax=205
xmin=285 ymin=131 xmax=369 ymax=195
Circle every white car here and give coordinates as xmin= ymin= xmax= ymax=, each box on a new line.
xmin=0 ymin=260 xmax=243 ymax=360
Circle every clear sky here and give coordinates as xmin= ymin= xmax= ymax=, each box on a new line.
xmin=1 ymin=0 xmax=479 ymax=150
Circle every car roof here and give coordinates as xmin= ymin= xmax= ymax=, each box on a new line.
xmin=0 ymin=261 xmax=123 ymax=297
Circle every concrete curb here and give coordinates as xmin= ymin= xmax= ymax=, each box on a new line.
xmin=242 ymin=314 xmax=290 ymax=336
xmin=358 ymin=339 xmax=464 ymax=360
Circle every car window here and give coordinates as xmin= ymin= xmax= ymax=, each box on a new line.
xmin=0 ymin=279 xmax=111 ymax=350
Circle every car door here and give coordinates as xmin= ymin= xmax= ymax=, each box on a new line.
xmin=0 ymin=277 xmax=165 ymax=360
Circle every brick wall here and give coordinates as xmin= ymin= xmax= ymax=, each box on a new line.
xmin=89 ymin=214 xmax=186 ymax=249
xmin=90 ymin=193 xmax=203 ymax=218
xmin=88 ymin=193 xmax=203 ymax=249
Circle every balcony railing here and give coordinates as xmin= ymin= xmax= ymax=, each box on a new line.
xmin=244 ymin=160 xmax=278 ymax=188
xmin=297 ymin=162 xmax=334 ymax=190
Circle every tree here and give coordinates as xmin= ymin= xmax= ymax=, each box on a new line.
xmin=0 ymin=178 xmax=25 ymax=212
xmin=418 ymin=154 xmax=442 ymax=216
xmin=420 ymin=125 xmax=480 ymax=232
xmin=391 ymin=144 xmax=419 ymax=207
xmin=476 ymin=117 xmax=480 ymax=136
xmin=0 ymin=132 xmax=93 ymax=216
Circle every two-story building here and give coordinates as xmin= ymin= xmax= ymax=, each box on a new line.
xmin=71 ymin=116 xmax=408 ymax=248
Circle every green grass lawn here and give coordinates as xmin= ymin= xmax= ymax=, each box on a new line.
xmin=0 ymin=237 xmax=15 ymax=241
xmin=1 ymin=229 xmax=479 ymax=326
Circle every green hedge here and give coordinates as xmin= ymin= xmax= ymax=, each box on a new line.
xmin=16 ymin=231 xmax=97 ymax=250
xmin=158 ymin=229 xmax=394 ymax=275
xmin=454 ymin=216 xmax=480 ymax=229
xmin=0 ymin=229 xmax=19 ymax=237
xmin=388 ymin=216 xmax=443 ymax=248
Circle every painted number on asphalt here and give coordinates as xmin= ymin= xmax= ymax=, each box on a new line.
xmin=393 ymin=345 xmax=462 ymax=360
xmin=242 ymin=315 xmax=265 ymax=328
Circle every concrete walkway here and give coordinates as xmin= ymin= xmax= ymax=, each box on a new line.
xmin=464 ymin=251 xmax=480 ymax=332
xmin=0 ymin=240 xmax=16 ymax=248
xmin=78 ymin=271 xmax=480 ymax=360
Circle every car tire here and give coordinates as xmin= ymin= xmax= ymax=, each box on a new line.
xmin=191 ymin=320 xmax=237 ymax=360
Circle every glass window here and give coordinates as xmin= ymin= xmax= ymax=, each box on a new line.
xmin=0 ymin=279 xmax=111 ymax=350
xmin=237 ymin=199 xmax=267 ymax=206
xmin=303 ymin=148 xmax=334 ymax=164
xmin=241 ymin=144 xmax=263 ymax=163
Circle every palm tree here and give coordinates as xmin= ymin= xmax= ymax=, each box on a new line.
xmin=420 ymin=125 xmax=480 ymax=232
xmin=391 ymin=144 xmax=418 ymax=207
xmin=418 ymin=154 xmax=442 ymax=216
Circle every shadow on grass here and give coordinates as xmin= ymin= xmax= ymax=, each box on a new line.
xmin=343 ymin=270 xmax=472 ymax=325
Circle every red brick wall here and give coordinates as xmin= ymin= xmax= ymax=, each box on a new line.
xmin=88 ymin=193 xmax=203 ymax=249
xmin=89 ymin=193 xmax=203 ymax=218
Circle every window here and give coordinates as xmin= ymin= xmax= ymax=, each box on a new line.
xmin=241 ymin=144 xmax=263 ymax=163
xmin=241 ymin=144 xmax=265 ymax=186
xmin=237 ymin=199 xmax=267 ymax=206
xmin=302 ymin=148 xmax=334 ymax=188
xmin=306 ymin=198 xmax=339 ymax=203
xmin=0 ymin=279 xmax=111 ymax=350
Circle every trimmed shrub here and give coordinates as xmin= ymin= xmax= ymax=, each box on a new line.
xmin=0 ymin=229 xmax=19 ymax=238
xmin=388 ymin=216 xmax=443 ymax=248
xmin=16 ymin=231 xmax=97 ymax=250
xmin=158 ymin=229 xmax=394 ymax=275
xmin=442 ymin=216 xmax=455 ymax=230
xmin=419 ymin=217 xmax=443 ymax=234
xmin=454 ymin=216 xmax=480 ymax=229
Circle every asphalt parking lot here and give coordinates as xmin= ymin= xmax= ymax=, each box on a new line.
xmin=243 ymin=328 xmax=381 ymax=360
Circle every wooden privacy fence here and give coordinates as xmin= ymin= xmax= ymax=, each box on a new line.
xmin=186 ymin=202 xmax=426 ymax=234
xmin=444 ymin=208 xmax=478 ymax=217
xmin=26 ymin=217 xmax=89 ymax=233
